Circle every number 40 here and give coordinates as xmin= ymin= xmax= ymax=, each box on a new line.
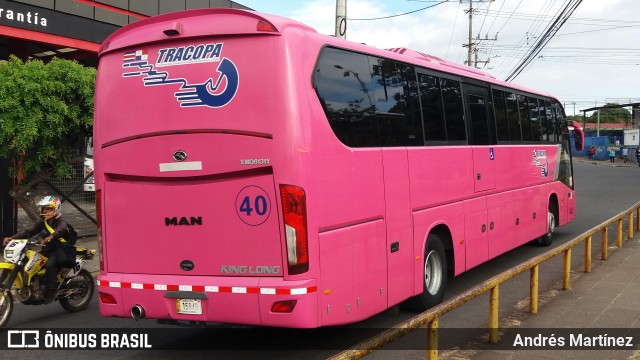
xmin=239 ymin=195 xmax=268 ymax=216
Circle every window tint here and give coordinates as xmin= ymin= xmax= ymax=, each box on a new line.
xmin=528 ymin=97 xmax=541 ymax=141
xmin=371 ymin=59 xmax=424 ymax=146
xmin=315 ymin=47 xmax=425 ymax=147
xmin=314 ymin=47 xmax=562 ymax=148
xmin=372 ymin=59 xmax=407 ymax=146
xmin=314 ymin=48 xmax=379 ymax=147
xmin=552 ymin=100 xmax=566 ymax=141
xmin=518 ymin=95 xmax=532 ymax=141
xmin=441 ymin=78 xmax=466 ymax=142
xmin=468 ymin=93 xmax=491 ymax=145
xmin=493 ymin=89 xmax=509 ymax=141
xmin=400 ymin=65 xmax=424 ymax=146
xmin=543 ymin=100 xmax=556 ymax=142
xmin=505 ymin=92 xmax=521 ymax=141
xmin=419 ymin=73 xmax=446 ymax=142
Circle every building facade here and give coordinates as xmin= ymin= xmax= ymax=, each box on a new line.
xmin=0 ymin=0 xmax=250 ymax=66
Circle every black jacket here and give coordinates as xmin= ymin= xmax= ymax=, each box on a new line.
xmin=11 ymin=215 xmax=69 ymax=253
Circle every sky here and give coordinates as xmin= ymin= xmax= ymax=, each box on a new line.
xmin=237 ymin=0 xmax=639 ymax=115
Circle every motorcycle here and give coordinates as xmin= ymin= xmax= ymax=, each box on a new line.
xmin=0 ymin=238 xmax=95 ymax=327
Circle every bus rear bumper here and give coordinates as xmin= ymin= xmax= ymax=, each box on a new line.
xmin=97 ymin=273 xmax=318 ymax=328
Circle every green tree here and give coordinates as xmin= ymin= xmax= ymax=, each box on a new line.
xmin=0 ymin=56 xmax=95 ymax=220
xmin=588 ymin=104 xmax=631 ymax=124
xmin=567 ymin=114 xmax=582 ymax=123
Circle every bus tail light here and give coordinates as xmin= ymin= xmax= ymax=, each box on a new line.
xmin=280 ymin=185 xmax=309 ymax=275
xmin=271 ymin=300 xmax=297 ymax=313
xmin=257 ymin=20 xmax=278 ymax=33
xmin=99 ymin=292 xmax=117 ymax=304
xmin=96 ymin=189 xmax=104 ymax=271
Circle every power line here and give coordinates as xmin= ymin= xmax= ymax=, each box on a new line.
xmin=480 ymin=0 xmax=506 ymax=66
xmin=476 ymin=0 xmax=493 ymax=36
xmin=555 ymin=24 xmax=640 ymax=36
xmin=498 ymin=0 xmax=557 ymax=75
xmin=494 ymin=0 xmax=524 ymax=35
xmin=504 ymin=0 xmax=583 ymax=82
xmin=446 ymin=1 xmax=462 ymax=58
xmin=348 ymin=1 xmax=448 ymax=21
xmin=484 ymin=0 xmax=524 ymax=74
xmin=476 ymin=9 xmax=640 ymax=26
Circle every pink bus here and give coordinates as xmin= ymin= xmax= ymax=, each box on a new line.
xmin=94 ymin=9 xmax=584 ymax=328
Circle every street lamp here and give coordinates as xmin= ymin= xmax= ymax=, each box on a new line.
xmin=334 ymin=65 xmax=373 ymax=107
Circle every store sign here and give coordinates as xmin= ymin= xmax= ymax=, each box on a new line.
xmin=0 ymin=7 xmax=47 ymax=27
xmin=0 ymin=0 xmax=118 ymax=43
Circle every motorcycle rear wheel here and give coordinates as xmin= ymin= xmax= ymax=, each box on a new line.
xmin=59 ymin=269 xmax=94 ymax=313
xmin=0 ymin=289 xmax=14 ymax=328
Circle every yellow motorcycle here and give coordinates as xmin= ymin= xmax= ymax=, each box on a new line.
xmin=0 ymin=238 xmax=95 ymax=327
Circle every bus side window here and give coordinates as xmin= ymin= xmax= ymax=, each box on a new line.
xmin=314 ymin=47 xmax=379 ymax=147
xmin=544 ymin=100 xmax=555 ymax=142
xmin=419 ymin=73 xmax=446 ymax=143
xmin=518 ymin=95 xmax=532 ymax=141
xmin=372 ymin=58 xmax=408 ymax=147
xmin=400 ymin=65 xmax=424 ymax=146
xmin=528 ymin=97 xmax=541 ymax=142
xmin=441 ymin=78 xmax=466 ymax=143
xmin=552 ymin=100 xmax=566 ymax=141
xmin=493 ymin=89 xmax=509 ymax=142
xmin=538 ymin=99 xmax=549 ymax=142
xmin=505 ymin=92 xmax=521 ymax=141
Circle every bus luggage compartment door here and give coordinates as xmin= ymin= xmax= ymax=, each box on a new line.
xmin=103 ymin=171 xmax=282 ymax=277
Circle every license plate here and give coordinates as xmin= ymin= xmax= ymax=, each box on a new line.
xmin=176 ymin=299 xmax=202 ymax=315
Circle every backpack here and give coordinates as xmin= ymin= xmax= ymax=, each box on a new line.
xmin=65 ymin=224 xmax=78 ymax=245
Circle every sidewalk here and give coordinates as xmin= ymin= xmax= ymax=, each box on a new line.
xmin=76 ymin=236 xmax=100 ymax=275
xmin=580 ymin=156 xmax=639 ymax=168
xmin=464 ymin=235 xmax=640 ymax=359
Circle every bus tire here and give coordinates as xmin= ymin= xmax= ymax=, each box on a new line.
xmin=404 ymin=234 xmax=447 ymax=311
xmin=537 ymin=203 xmax=556 ymax=247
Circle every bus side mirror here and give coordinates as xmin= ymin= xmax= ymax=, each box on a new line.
xmin=569 ymin=121 xmax=584 ymax=152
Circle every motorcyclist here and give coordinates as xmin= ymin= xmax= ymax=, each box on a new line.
xmin=2 ymin=196 xmax=72 ymax=304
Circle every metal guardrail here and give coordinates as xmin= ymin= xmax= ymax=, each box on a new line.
xmin=330 ymin=201 xmax=640 ymax=360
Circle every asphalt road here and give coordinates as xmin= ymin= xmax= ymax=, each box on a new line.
xmin=2 ymin=158 xmax=640 ymax=359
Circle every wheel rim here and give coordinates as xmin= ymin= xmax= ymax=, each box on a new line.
xmin=62 ymin=273 xmax=92 ymax=307
xmin=424 ymin=250 xmax=443 ymax=295
xmin=0 ymin=290 xmax=12 ymax=326
xmin=548 ymin=211 xmax=555 ymax=237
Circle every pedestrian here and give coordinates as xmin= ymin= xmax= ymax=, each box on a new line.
xmin=622 ymin=147 xmax=629 ymax=163
xmin=609 ymin=148 xmax=616 ymax=163
xmin=588 ymin=146 xmax=596 ymax=160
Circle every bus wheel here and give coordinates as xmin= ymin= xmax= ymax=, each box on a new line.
xmin=404 ymin=234 xmax=447 ymax=311
xmin=538 ymin=205 xmax=556 ymax=247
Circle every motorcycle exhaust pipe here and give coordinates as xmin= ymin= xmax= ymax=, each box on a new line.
xmin=131 ymin=305 xmax=145 ymax=320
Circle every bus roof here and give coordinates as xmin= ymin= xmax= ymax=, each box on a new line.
xmin=100 ymin=8 xmax=557 ymax=101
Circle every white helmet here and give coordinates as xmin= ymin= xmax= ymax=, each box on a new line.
xmin=37 ymin=195 xmax=61 ymax=220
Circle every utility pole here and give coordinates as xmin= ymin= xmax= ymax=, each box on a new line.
xmin=467 ymin=0 xmax=473 ymax=66
xmin=461 ymin=0 xmax=495 ymax=68
xmin=335 ymin=0 xmax=347 ymax=39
